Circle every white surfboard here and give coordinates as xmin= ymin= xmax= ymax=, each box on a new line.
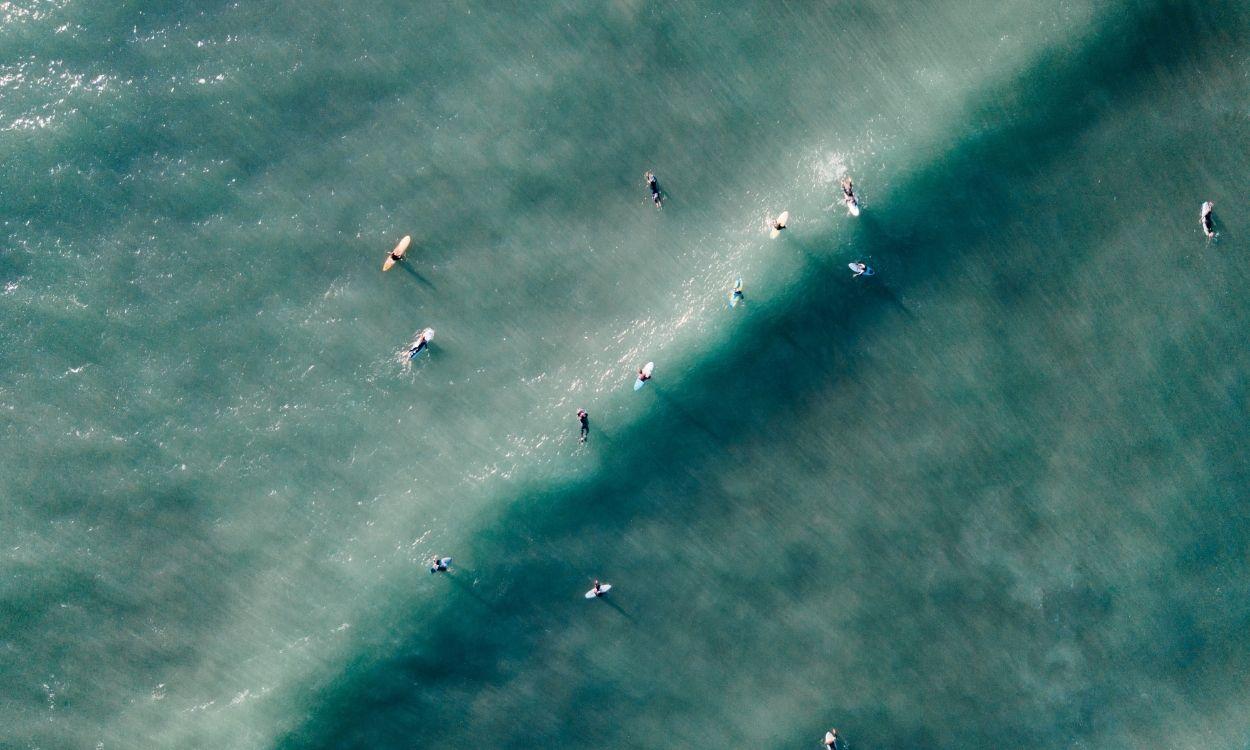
xmin=845 ymin=197 xmax=860 ymax=217
xmin=383 ymin=235 xmax=411 ymax=271
xmin=769 ymin=211 xmax=789 ymax=239
xmin=585 ymin=583 xmax=612 ymax=598
xmin=729 ymin=277 xmax=743 ymax=307
xmin=634 ymin=361 xmax=654 ymax=390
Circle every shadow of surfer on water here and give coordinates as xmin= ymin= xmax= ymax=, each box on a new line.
xmin=593 ymin=591 xmax=637 ymax=623
xmin=399 ymin=260 xmax=435 ymax=288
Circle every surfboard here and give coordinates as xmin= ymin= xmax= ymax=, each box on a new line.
xmin=848 ymin=263 xmax=874 ymax=277
xmin=846 ymin=197 xmax=860 ymax=217
xmin=769 ymin=211 xmax=789 ymax=239
xmin=729 ymin=277 xmax=743 ymax=308
xmin=634 ymin=361 xmax=654 ymax=391
xmin=383 ymin=235 xmax=411 ymax=271
xmin=585 ymin=583 xmax=612 ymax=598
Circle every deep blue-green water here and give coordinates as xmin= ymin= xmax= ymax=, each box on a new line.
xmin=4 ymin=1 xmax=1250 ymax=748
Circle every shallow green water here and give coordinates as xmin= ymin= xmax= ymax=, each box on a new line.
xmin=3 ymin=1 xmax=1250 ymax=748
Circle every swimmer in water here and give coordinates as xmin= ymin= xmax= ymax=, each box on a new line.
xmin=823 ymin=728 xmax=839 ymax=749
xmin=577 ymin=408 xmax=589 ymax=443
xmin=645 ymin=171 xmax=663 ymax=208
xmin=1201 ymin=201 xmax=1215 ymax=239
xmin=429 ymin=556 xmax=450 ymax=574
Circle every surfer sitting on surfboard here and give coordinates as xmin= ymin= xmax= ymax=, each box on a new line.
xmin=591 ymin=580 xmax=606 ymax=597
xmin=645 ymin=171 xmax=663 ymax=208
xmin=577 ymin=408 xmax=589 ymax=443
xmin=823 ymin=728 xmax=839 ymax=749
xmin=429 ymin=555 xmax=450 ymax=574
xmin=637 ymin=367 xmax=652 ymax=383
xmin=1201 ymin=201 xmax=1215 ymax=239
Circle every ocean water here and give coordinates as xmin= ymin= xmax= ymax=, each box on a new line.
xmin=3 ymin=0 xmax=1250 ymax=748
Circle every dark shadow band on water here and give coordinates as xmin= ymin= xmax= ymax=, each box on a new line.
xmin=273 ymin=4 xmax=1239 ymax=748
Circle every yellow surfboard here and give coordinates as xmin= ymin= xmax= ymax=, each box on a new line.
xmin=382 ymin=235 xmax=411 ymax=271
xmin=769 ymin=211 xmax=789 ymax=239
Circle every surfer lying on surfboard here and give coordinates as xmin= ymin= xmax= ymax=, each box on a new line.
xmin=1201 ymin=201 xmax=1215 ymax=239
xmin=577 ymin=408 xmax=589 ymax=443
xmin=841 ymin=175 xmax=860 ymax=215
xmin=823 ymin=728 xmax=839 ymax=749
xmin=645 ymin=171 xmax=663 ymax=208
xmin=408 ymin=328 xmax=434 ymax=359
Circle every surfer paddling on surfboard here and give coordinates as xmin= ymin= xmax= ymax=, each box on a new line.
xmin=1201 ymin=201 xmax=1215 ymax=239
xmin=577 ymin=408 xmax=589 ymax=444
xmin=408 ymin=328 xmax=434 ymax=359
xmin=840 ymin=175 xmax=860 ymax=216
xmin=645 ymin=171 xmax=663 ymax=208
xmin=823 ymin=728 xmax=840 ymax=749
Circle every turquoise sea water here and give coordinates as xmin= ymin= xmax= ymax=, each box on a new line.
xmin=4 ymin=1 xmax=1250 ymax=748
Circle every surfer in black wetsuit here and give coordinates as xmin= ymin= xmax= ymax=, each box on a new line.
xmin=645 ymin=171 xmax=663 ymax=208
xmin=841 ymin=175 xmax=855 ymax=202
xmin=591 ymin=580 xmax=605 ymax=596
xmin=577 ymin=408 xmax=589 ymax=443
xmin=1201 ymin=201 xmax=1215 ymax=238
xmin=637 ymin=367 xmax=651 ymax=383
xmin=429 ymin=556 xmax=449 ymax=574
xmin=409 ymin=329 xmax=431 ymax=358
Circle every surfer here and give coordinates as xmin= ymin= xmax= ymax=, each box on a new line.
xmin=429 ymin=556 xmax=450 ymax=574
xmin=850 ymin=262 xmax=870 ymax=277
xmin=388 ymin=249 xmax=405 ymax=265
xmin=1201 ymin=201 xmax=1215 ymax=238
xmin=408 ymin=328 xmax=432 ymax=358
xmin=591 ymin=579 xmax=606 ymax=597
xmin=730 ymin=278 xmax=744 ymax=305
xmin=841 ymin=175 xmax=856 ymax=203
xmin=645 ymin=171 xmax=663 ymax=208
xmin=823 ymin=728 xmax=839 ymax=749
xmin=771 ymin=215 xmax=787 ymax=234
xmin=637 ymin=367 xmax=652 ymax=383
xmin=577 ymin=408 xmax=589 ymax=443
